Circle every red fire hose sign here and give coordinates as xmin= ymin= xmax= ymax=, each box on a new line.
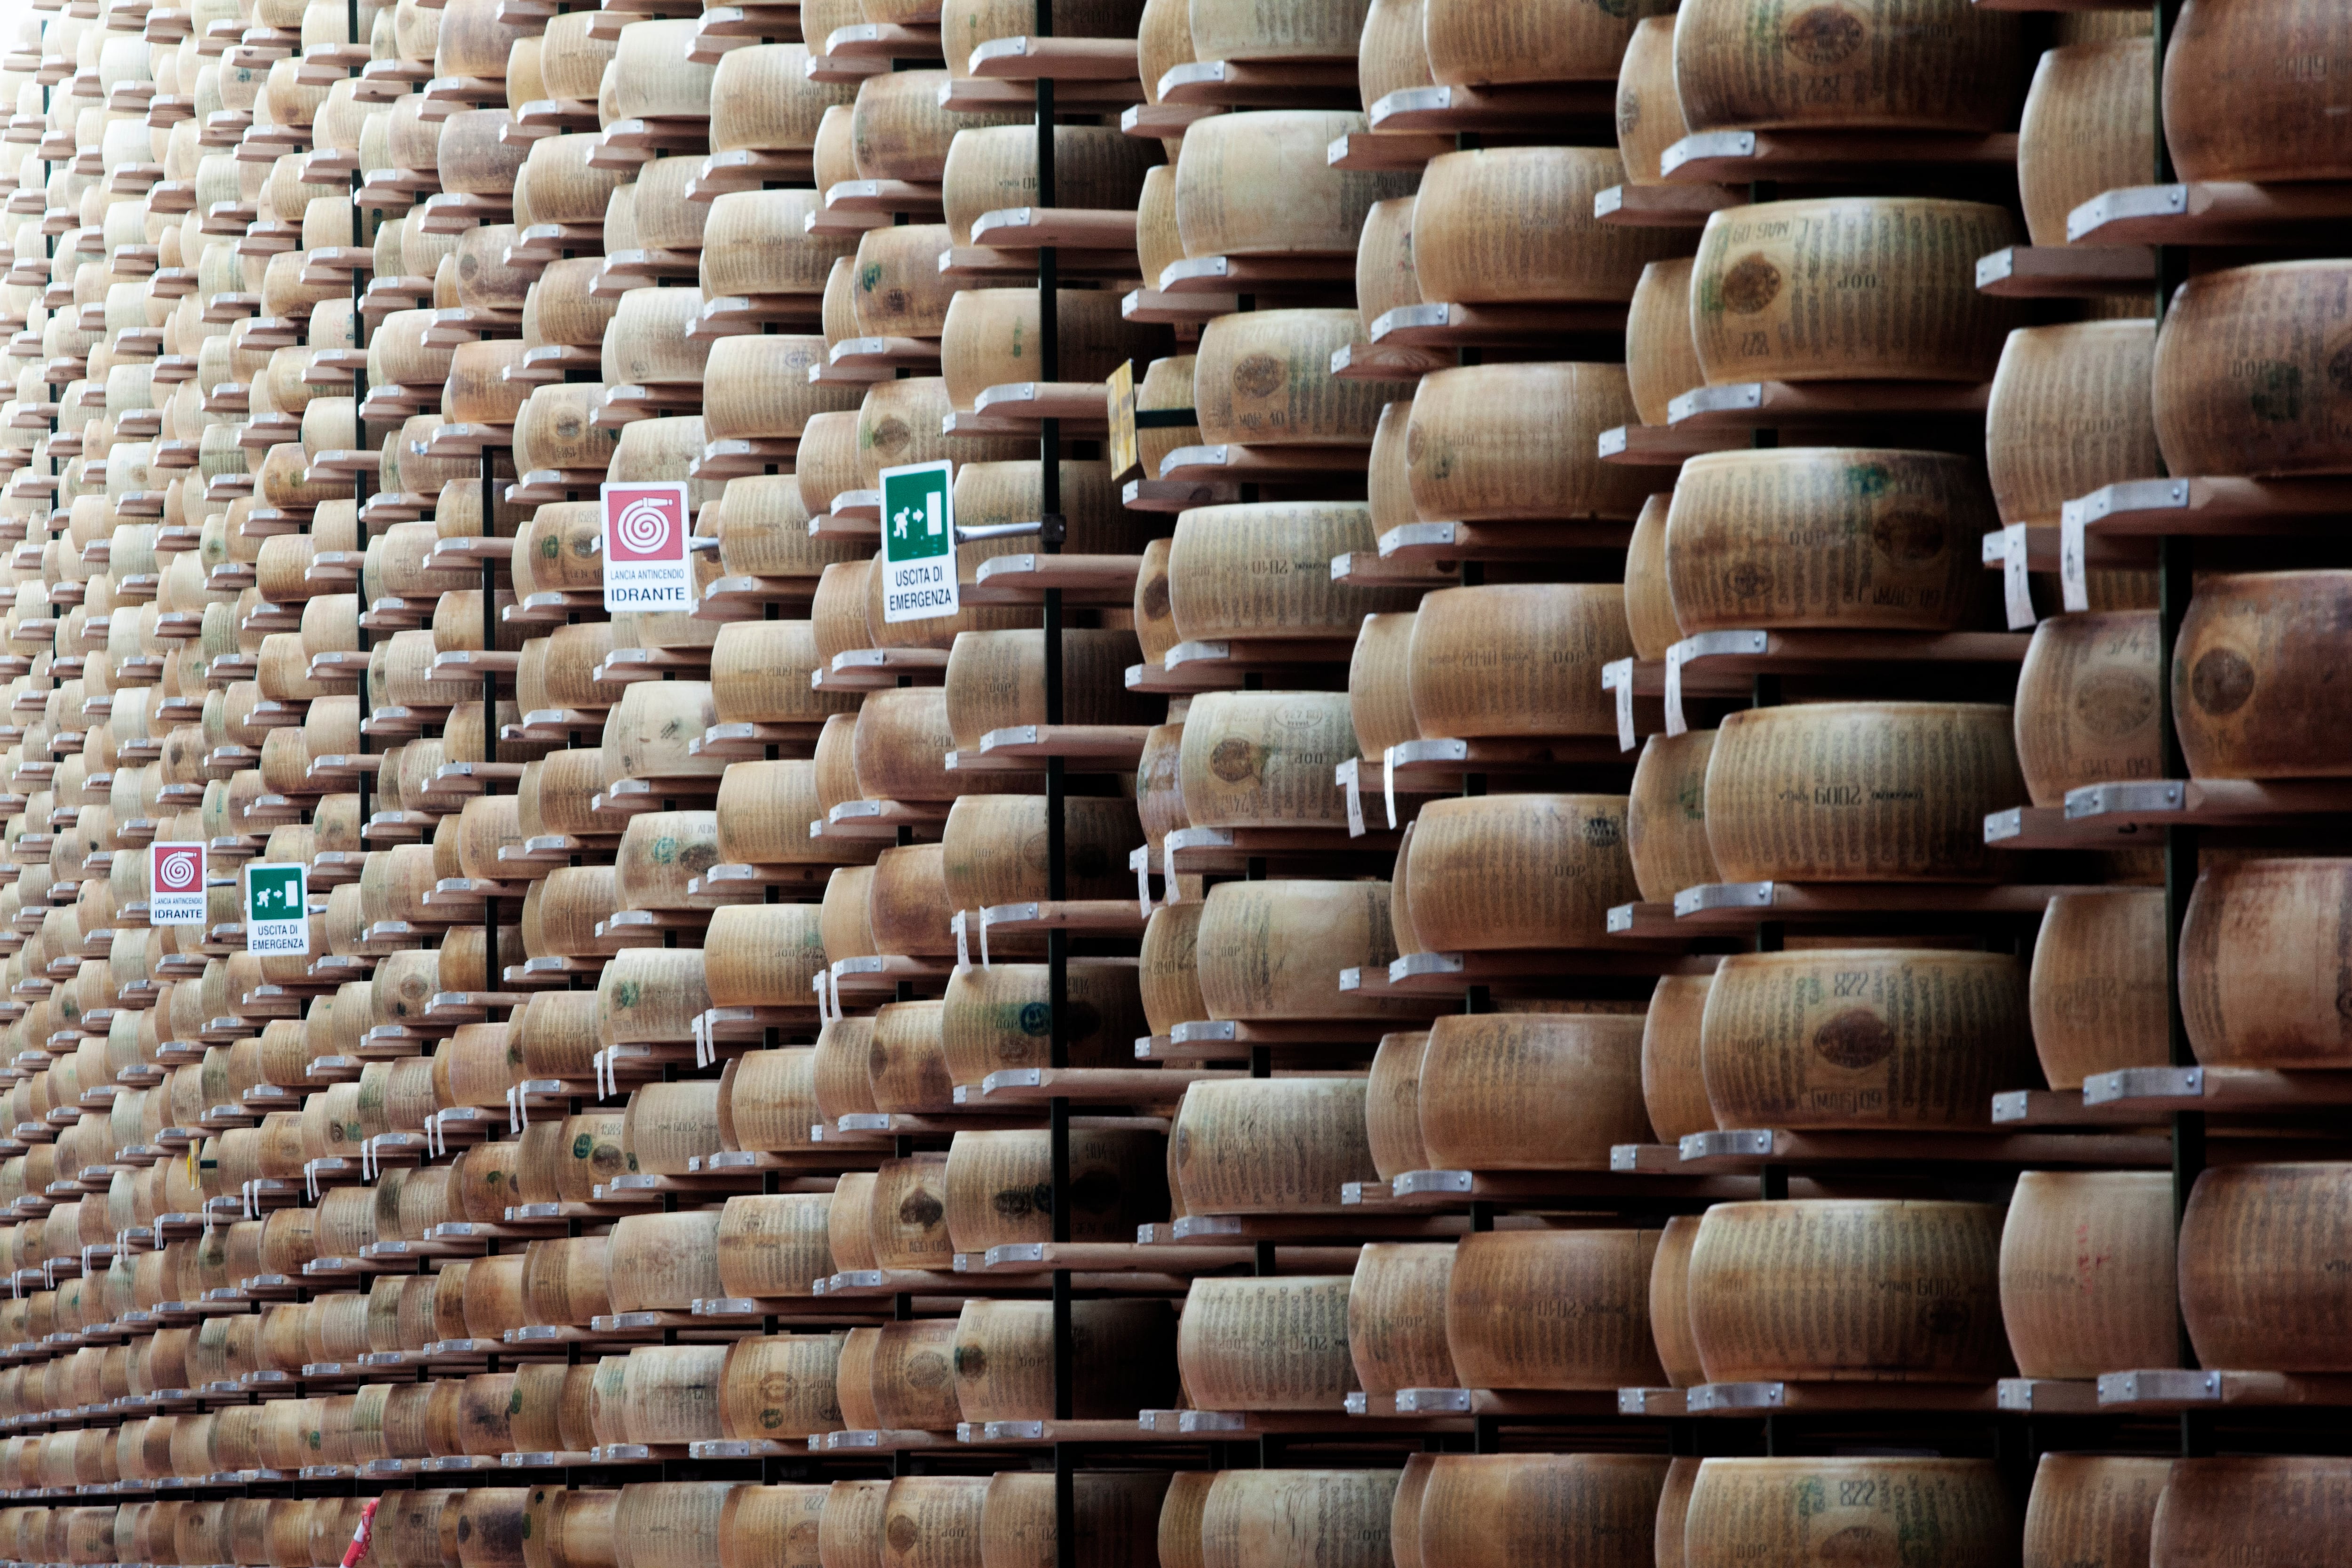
xmin=601 ymin=481 xmax=692 ymax=612
xmin=149 ymin=841 xmax=205 ymax=927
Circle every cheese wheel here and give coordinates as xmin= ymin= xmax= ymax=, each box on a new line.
xmin=1700 ymin=948 xmax=2031 ymax=1130
xmin=2163 ymin=0 xmax=2352 ymax=183
xmin=1620 ymin=493 xmax=1678 ymax=662
xmin=2153 ymin=263 xmax=2352 ymax=478
xmin=1136 ymin=356 xmax=1202 ymax=481
xmin=2181 ymin=859 xmax=2352 ymax=1066
xmin=853 ymin=688 xmax=1032 ymax=805
xmin=1704 ymin=703 xmax=2025 ymax=883
xmin=1346 ymin=1243 xmax=1456 ymax=1396
xmin=1171 ymin=1078 xmax=1373 ymax=1212
xmin=1167 ymin=503 xmax=1415 ymax=641
xmin=940 ymin=1128 xmax=1166 ymax=1253
xmin=870 ymin=1006 xmax=950 ymax=1114
xmin=1176 ymin=1278 xmax=1357 ymax=1411
xmin=1417 ymin=1455 xmax=1667 ymax=1568
xmin=1627 ymin=731 xmax=1719 ymax=903
xmin=868 ymin=1154 xmax=952 ymax=1271
xmin=939 ymin=125 xmax=1155 ymax=246
xmin=1626 ymin=260 xmax=1703 ymax=429
xmin=701 ymin=191 xmax=855 ymax=298
xmin=1359 ymin=0 xmax=1434 ymax=107
xmin=2174 ymin=570 xmax=2352 ymax=777
xmin=1404 ymin=363 xmax=1652 ymax=522
xmin=1348 ymin=612 xmax=1420 ymax=761
xmin=1137 ymin=722 xmax=1191 ymax=857
xmin=1188 ymin=0 xmax=1366 ymax=59
xmin=2018 ymin=40 xmax=2154 ymax=247
xmin=1690 ymin=199 xmax=2021 ymax=385
xmin=1355 ymin=196 xmax=1421 ymax=333
xmin=715 ymin=1482 xmax=830 ymax=1568
xmin=2153 ymin=1457 xmax=2352 ymax=1568
xmin=702 ymin=335 xmax=863 ymax=441
xmin=1406 ymin=584 xmax=1630 ymax=737
xmin=1664 ymin=447 xmax=1993 ymax=633
xmin=712 ymin=1193 xmax=832 ymax=1298
xmin=708 ymin=43 xmax=855 ymax=151
xmin=856 ymin=376 xmax=1032 ymax=486
xmin=1686 ymin=1201 xmax=2008 ymax=1383
xmin=1412 ymin=148 xmax=1680 ymax=305
xmin=1614 ymin=17 xmax=1686 ymax=185
xmin=939 ymin=796 xmax=1137 ymax=915
xmin=939 ymin=288 xmax=1154 ymax=412
xmin=1402 ymin=795 xmax=1639 ymax=952
xmin=2030 ymin=889 xmax=2166 ymax=1089
xmin=1685 ymin=1460 xmax=2014 ymax=1568
xmin=1356 ymin=1033 xmax=1431 ymax=1184
xmin=612 ymin=1485 xmax=737 ymax=1568
xmin=2013 ymin=611 xmax=2161 ymax=806
xmin=1176 ymin=692 xmax=1354 ymax=829
xmin=950 ymin=1298 xmax=1176 ymax=1422
xmin=711 ymin=476 xmax=864 ymax=581
xmin=2023 ymin=1456 xmax=2169 ymax=1568
xmin=1193 ymin=309 xmax=1405 ymax=446
xmin=1139 ymin=163 xmax=1185 ymax=287
xmin=938 ymin=959 xmax=1148 ymax=1079
xmin=1140 ymin=900 xmax=1208 ymax=1033
xmin=1673 ymin=0 xmax=2021 ymax=131
xmin=1640 ymin=974 xmax=1715 ymax=1142
xmin=852 ymin=70 xmax=1029 ymax=183
xmin=1999 ymin=1170 xmax=2177 ymax=1380
xmin=606 ymin=1210 xmax=723 ymax=1313
xmin=1424 ymin=0 xmax=1670 ymax=86
xmin=1172 ymin=112 xmax=1416 ymax=258
xmin=1986 ymin=321 xmax=2161 ymax=536
xmin=1445 ymin=1229 xmax=1666 ymax=1389
xmin=1366 ymin=398 xmax=1415 ymax=533
xmin=1416 ymin=1011 xmax=1650 ymax=1170
xmin=1649 ymin=1215 xmax=1704 ymax=1387
xmin=1189 ymin=1472 xmax=1393 ymax=1568
xmin=612 ymin=1345 xmax=729 ymax=1446
xmin=710 ymin=622 xmax=858 ymax=728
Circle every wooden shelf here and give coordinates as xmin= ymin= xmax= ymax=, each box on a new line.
xmin=1990 ymin=1088 xmax=2161 ymax=1128
xmin=1351 ymin=947 xmax=1720 ymax=999
xmin=1666 ymin=379 xmax=1990 ymax=430
xmin=1369 ymin=300 xmax=1626 ymax=349
xmin=1326 ymin=130 xmax=1452 ymax=174
xmin=1613 ymin=1128 xmax=2175 ymax=1172
xmin=1597 ymin=423 xmax=1747 ymax=466
xmin=1329 ymin=341 xmax=1452 ymax=381
xmin=1165 ymin=823 xmax=1400 ymax=875
xmin=1683 ymin=1381 xmax=2000 ymax=1415
xmin=1593 ymin=182 xmax=1742 ymax=228
xmin=1661 ymin=129 xmax=2018 ymax=184
xmin=1156 ymin=58 xmax=1354 ymax=108
xmin=968 ymin=205 xmax=1136 ymax=250
xmin=1367 ymin=81 xmax=1612 ymax=135
xmin=2096 ymin=1369 xmax=2352 ymax=1411
xmin=2068 ymin=180 xmax=2352 ymax=246
xmin=1374 ymin=517 xmax=1637 ymax=562
xmin=1975 ymin=243 xmax=2154 ymax=298
xmin=1986 ymin=777 xmax=2352 ymax=850
xmin=1156 ymin=251 xmax=1352 ymax=295
xmin=1662 ymin=880 xmax=2090 ymax=931
xmin=1124 ymin=287 xmax=1242 ymax=326
xmin=1156 ymin=443 xmax=1367 ymax=484
xmin=966 ymin=34 xmax=1138 ymax=80
xmin=2082 ymin=1064 xmax=2352 ymax=1114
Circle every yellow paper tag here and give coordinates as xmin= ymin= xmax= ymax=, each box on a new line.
xmin=1106 ymin=359 xmax=1138 ymax=481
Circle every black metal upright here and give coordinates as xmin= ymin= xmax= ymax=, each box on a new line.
xmin=1033 ymin=1 xmax=1077 ymax=1562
